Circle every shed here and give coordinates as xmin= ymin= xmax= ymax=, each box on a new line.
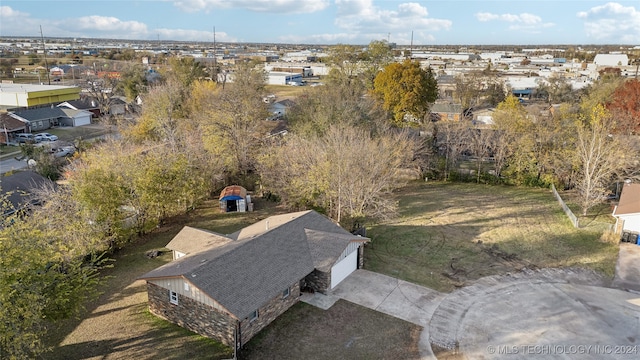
xmin=219 ymin=185 xmax=247 ymax=213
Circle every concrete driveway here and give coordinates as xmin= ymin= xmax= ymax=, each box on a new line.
xmin=330 ymin=269 xmax=446 ymax=360
xmin=430 ymin=268 xmax=640 ymax=360
xmin=613 ymin=243 xmax=640 ymax=292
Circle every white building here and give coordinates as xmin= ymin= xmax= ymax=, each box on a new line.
xmin=268 ymin=72 xmax=303 ymax=86
xmin=593 ymin=54 xmax=629 ymax=67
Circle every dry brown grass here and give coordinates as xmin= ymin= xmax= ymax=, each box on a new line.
xmin=239 ymin=301 xmax=422 ymax=360
xmin=365 ymin=181 xmax=620 ymax=292
xmin=46 ymin=198 xmax=284 ymax=360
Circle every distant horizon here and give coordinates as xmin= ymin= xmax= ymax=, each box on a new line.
xmin=1 ymin=35 xmax=637 ymax=50
xmin=1 ymin=1 xmax=639 ymax=46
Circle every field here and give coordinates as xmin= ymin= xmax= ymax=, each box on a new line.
xmin=365 ymin=182 xmax=619 ymax=292
xmin=45 ymin=182 xmax=620 ymax=358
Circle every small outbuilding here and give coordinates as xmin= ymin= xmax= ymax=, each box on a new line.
xmin=219 ymin=185 xmax=248 ymax=213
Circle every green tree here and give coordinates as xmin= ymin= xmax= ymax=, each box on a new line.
xmin=165 ymin=57 xmax=207 ymax=90
xmin=198 ymin=62 xmax=268 ymax=179
xmin=0 ymin=212 xmax=104 ymax=359
xmin=373 ymin=60 xmax=438 ymax=125
xmin=361 ymin=40 xmax=394 ymax=89
xmin=117 ymin=64 xmax=148 ymax=102
xmin=326 ymin=44 xmax=362 ymax=78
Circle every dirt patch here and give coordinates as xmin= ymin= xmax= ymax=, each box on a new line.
xmin=239 ymin=300 xmax=422 ymax=360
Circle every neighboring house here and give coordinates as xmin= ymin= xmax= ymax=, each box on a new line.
xmin=57 ymin=98 xmax=101 ymax=118
xmin=109 ymin=97 xmax=127 ymax=115
xmin=612 ymin=182 xmax=640 ymax=241
xmin=1 ymin=170 xmax=54 ymax=217
xmin=0 ymin=112 xmax=28 ymax=145
xmin=218 ymin=185 xmax=249 ymax=213
xmin=10 ymin=107 xmax=92 ymax=130
xmin=431 ymin=103 xmax=464 ymax=122
xmin=473 ymin=107 xmax=495 ymax=125
xmin=140 ymin=210 xmax=369 ymax=350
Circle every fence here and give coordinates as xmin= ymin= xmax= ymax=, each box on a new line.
xmin=550 ymin=184 xmax=579 ymax=228
xmin=550 ymin=184 xmax=615 ymax=232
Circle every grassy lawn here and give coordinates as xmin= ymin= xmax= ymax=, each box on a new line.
xmin=365 ymin=181 xmax=620 ymax=292
xmin=265 ymin=84 xmax=308 ymax=98
xmin=46 ymin=197 xmax=285 ymax=360
xmin=239 ymin=301 xmax=421 ymax=360
xmin=45 ymin=181 xmax=620 ymax=358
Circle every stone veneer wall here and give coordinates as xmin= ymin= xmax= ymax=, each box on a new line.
xmin=238 ymin=281 xmax=301 ymax=347
xmin=147 ymin=282 xmax=236 ymax=348
xmin=304 ymin=269 xmax=330 ymax=294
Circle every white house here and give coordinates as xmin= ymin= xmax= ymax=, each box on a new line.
xmin=612 ymin=182 xmax=640 ymax=241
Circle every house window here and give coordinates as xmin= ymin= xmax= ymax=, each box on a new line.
xmin=282 ymin=287 xmax=290 ymax=299
xmin=169 ymin=290 xmax=178 ymax=305
xmin=249 ymin=309 xmax=258 ymax=322
xmin=184 ymin=283 xmax=190 ymax=292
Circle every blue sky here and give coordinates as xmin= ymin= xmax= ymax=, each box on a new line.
xmin=1 ymin=1 xmax=639 ymax=45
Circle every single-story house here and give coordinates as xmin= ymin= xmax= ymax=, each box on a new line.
xmin=430 ymin=103 xmax=464 ymax=122
xmin=10 ymin=107 xmax=92 ymax=130
xmin=140 ymin=210 xmax=369 ymax=350
xmin=57 ymin=98 xmax=101 ymax=118
xmin=612 ymin=182 xmax=640 ymax=242
xmin=219 ymin=185 xmax=248 ymax=213
xmin=0 ymin=113 xmax=28 ymax=145
xmin=1 ymin=170 xmax=55 ymax=218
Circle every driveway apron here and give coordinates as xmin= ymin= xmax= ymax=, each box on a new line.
xmin=331 ymin=269 xmax=446 ymax=360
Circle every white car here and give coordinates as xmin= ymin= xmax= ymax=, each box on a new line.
xmin=35 ymin=133 xmax=59 ymax=141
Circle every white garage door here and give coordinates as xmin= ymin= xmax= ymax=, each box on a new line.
xmin=331 ymin=249 xmax=358 ymax=289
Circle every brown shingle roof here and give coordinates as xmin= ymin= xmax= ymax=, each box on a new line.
xmin=613 ymin=183 xmax=640 ymax=216
xmin=165 ymin=226 xmax=232 ymax=255
xmin=140 ymin=211 xmax=369 ymax=319
xmin=0 ymin=112 xmax=27 ymax=131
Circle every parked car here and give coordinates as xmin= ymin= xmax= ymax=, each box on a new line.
xmin=52 ymin=146 xmax=75 ymax=158
xmin=15 ymin=133 xmax=39 ymax=144
xmin=34 ymin=133 xmax=58 ymax=142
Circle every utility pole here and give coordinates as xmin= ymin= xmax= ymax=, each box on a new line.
xmin=409 ymin=30 xmax=414 ymax=59
xmin=40 ymin=25 xmax=51 ymax=85
xmin=213 ymin=26 xmax=217 ymax=82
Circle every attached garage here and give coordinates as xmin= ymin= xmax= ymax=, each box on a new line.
xmin=330 ymin=242 xmax=362 ymax=289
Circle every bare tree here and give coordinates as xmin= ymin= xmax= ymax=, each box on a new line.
xmin=434 ymin=121 xmax=469 ymax=181
xmin=574 ymin=105 xmax=624 ymax=215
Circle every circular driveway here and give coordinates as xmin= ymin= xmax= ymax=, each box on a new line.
xmin=430 ymin=269 xmax=640 ymax=359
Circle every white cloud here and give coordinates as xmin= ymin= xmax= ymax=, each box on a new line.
xmin=156 ymin=28 xmax=237 ymax=42
xmin=475 ymin=12 xmax=542 ymax=25
xmin=577 ymin=2 xmax=640 ymax=43
xmin=475 ymin=11 xmax=554 ymax=35
xmin=173 ymin=0 xmax=329 ymax=14
xmin=0 ymin=5 xmax=28 ymax=18
xmin=333 ymin=0 xmax=451 ymax=43
xmin=76 ymin=16 xmax=148 ymax=34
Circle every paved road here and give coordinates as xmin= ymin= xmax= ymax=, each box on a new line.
xmin=0 ymin=156 xmax=28 ymax=174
